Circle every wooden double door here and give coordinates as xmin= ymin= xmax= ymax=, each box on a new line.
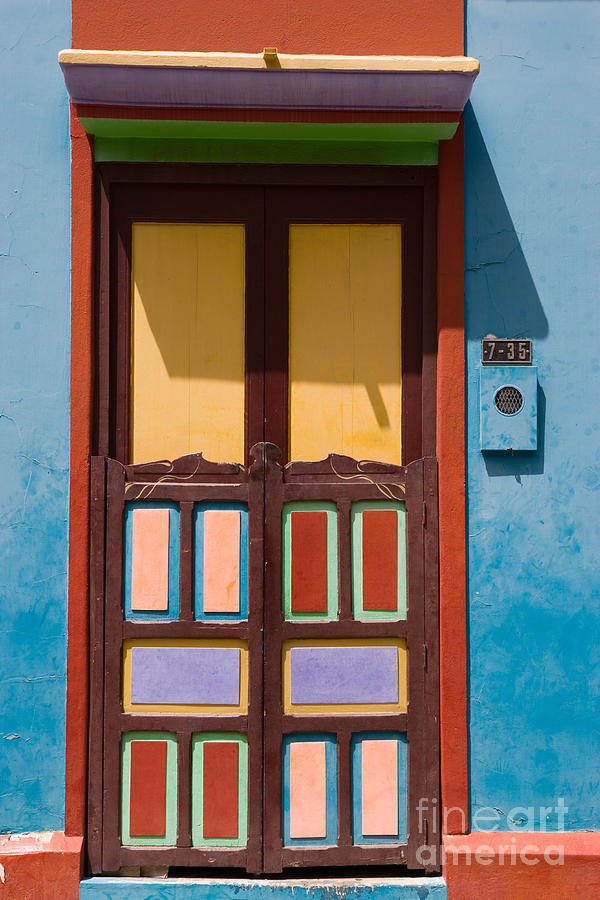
xmin=89 ymin=175 xmax=439 ymax=874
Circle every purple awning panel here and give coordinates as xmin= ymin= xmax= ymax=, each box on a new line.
xmin=60 ymin=57 xmax=478 ymax=111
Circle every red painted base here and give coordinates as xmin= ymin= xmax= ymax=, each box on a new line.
xmin=444 ymin=832 xmax=600 ymax=900
xmin=0 ymin=832 xmax=82 ymax=900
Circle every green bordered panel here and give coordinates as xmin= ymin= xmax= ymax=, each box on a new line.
xmin=351 ymin=501 xmax=407 ymax=620
xmin=282 ymin=501 xmax=338 ymax=621
xmin=191 ymin=733 xmax=248 ymax=847
xmin=121 ymin=732 xmax=178 ymax=846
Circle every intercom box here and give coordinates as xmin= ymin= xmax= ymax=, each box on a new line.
xmin=480 ymin=366 xmax=537 ymax=451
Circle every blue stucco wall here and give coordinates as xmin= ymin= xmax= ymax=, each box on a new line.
xmin=466 ymin=1 xmax=600 ymax=830
xmin=0 ymin=1 xmax=70 ymax=831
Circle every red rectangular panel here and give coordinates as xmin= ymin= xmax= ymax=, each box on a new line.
xmin=203 ymin=742 xmax=239 ymax=839
xmin=129 ymin=740 xmax=167 ymax=837
xmin=291 ymin=510 xmax=328 ymax=613
xmin=362 ymin=509 xmax=398 ymax=611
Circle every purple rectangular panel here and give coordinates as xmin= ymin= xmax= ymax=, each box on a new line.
xmin=60 ymin=64 xmax=477 ymax=111
xmin=290 ymin=646 xmax=398 ymax=705
xmin=130 ymin=646 xmax=240 ymax=705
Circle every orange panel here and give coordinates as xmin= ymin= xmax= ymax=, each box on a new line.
xmin=203 ymin=510 xmax=240 ymax=613
xmin=362 ymin=739 xmax=398 ymax=835
xmin=289 ymin=742 xmax=327 ymax=839
xmin=131 ymin=508 xmax=169 ymax=611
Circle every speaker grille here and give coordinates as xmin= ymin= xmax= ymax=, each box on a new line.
xmin=494 ymin=386 xmax=523 ymax=415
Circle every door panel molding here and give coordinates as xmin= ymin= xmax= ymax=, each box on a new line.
xmin=89 ymin=446 xmax=439 ymax=873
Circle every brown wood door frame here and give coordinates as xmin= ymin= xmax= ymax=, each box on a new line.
xmin=89 ymin=446 xmax=440 ymax=873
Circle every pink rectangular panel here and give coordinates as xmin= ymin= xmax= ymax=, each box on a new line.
xmin=362 ymin=740 xmax=398 ymax=836
xmin=203 ymin=510 xmax=240 ymax=613
xmin=289 ymin=741 xmax=327 ymax=839
xmin=131 ymin=508 xmax=170 ymax=611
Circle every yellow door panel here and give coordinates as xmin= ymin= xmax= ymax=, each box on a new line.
xmin=289 ymin=224 xmax=402 ymax=464
xmin=131 ymin=223 xmax=245 ymax=464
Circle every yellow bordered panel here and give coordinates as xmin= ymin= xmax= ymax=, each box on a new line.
xmin=123 ymin=638 xmax=248 ymax=715
xmin=282 ymin=638 xmax=407 ymax=715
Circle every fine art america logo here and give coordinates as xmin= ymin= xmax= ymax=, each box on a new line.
xmin=416 ymin=798 xmax=569 ymax=867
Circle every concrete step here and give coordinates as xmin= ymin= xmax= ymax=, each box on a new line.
xmin=79 ymin=876 xmax=447 ymax=900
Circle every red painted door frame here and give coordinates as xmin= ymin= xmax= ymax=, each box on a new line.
xmin=65 ymin=121 xmax=468 ymax=862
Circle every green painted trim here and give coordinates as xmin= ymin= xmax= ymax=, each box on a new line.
xmin=94 ymin=137 xmax=438 ymax=166
xmin=121 ymin=732 xmax=178 ymax=847
xmin=191 ymin=733 xmax=248 ymax=848
xmin=283 ymin=502 xmax=339 ymax=622
xmin=351 ymin=501 xmax=407 ymax=622
xmin=81 ymin=117 xmax=457 ymax=143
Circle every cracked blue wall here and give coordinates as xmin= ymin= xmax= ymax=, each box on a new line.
xmin=466 ymin=2 xmax=600 ymax=830
xmin=0 ymin=0 xmax=70 ymax=831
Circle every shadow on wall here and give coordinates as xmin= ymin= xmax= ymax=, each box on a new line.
xmin=465 ymin=104 xmax=548 ymax=478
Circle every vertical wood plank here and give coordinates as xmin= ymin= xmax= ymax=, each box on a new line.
xmin=177 ymin=731 xmax=192 ymax=848
xmin=405 ymin=458 xmax=427 ymax=869
xmin=246 ymin=441 xmax=268 ymax=873
xmin=179 ymin=501 xmax=194 ymax=623
xmin=337 ymin=728 xmax=352 ymax=849
xmin=114 ymin=196 xmax=132 ymax=463
xmin=421 ymin=170 xmax=438 ymax=458
xmin=87 ymin=456 xmax=106 ymax=873
xmin=337 ymin=499 xmax=352 ymax=622
xmin=102 ymin=459 xmax=125 ymax=873
xmin=423 ymin=457 xmax=441 ymax=850
xmin=262 ymin=443 xmax=285 ymax=873
xmin=400 ymin=191 xmax=424 ymax=466
xmin=243 ymin=186 xmax=266 ymax=465
xmin=96 ymin=174 xmax=110 ymax=458
xmin=264 ymin=190 xmax=290 ymax=460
